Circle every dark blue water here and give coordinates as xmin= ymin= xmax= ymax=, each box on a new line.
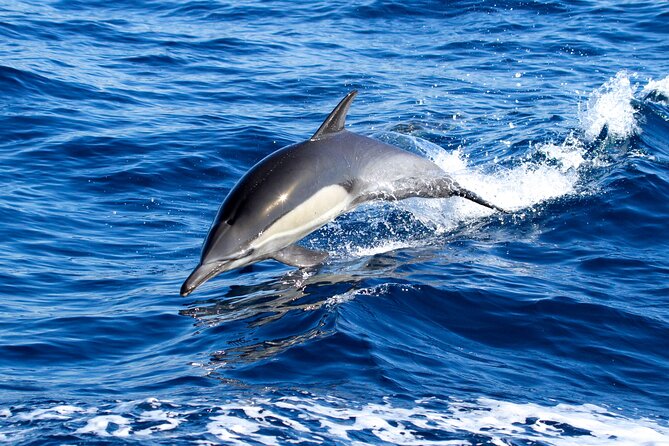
xmin=1 ymin=1 xmax=669 ymax=444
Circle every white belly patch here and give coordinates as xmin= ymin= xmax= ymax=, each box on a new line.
xmin=251 ymin=184 xmax=351 ymax=251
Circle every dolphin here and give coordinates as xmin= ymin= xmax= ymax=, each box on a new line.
xmin=181 ymin=91 xmax=505 ymax=296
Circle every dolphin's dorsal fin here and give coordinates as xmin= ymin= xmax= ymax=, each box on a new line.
xmin=310 ymin=90 xmax=358 ymax=140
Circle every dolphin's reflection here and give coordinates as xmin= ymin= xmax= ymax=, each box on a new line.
xmin=210 ymin=325 xmax=327 ymax=365
xmin=179 ymin=251 xmax=425 ymax=367
xmin=180 ymin=251 xmax=414 ymax=325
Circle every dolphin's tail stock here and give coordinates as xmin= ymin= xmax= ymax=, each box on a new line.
xmin=376 ymin=176 xmax=509 ymax=214
xmin=451 ymin=185 xmax=508 ymax=214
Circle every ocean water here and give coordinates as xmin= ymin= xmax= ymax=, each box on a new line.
xmin=1 ymin=0 xmax=668 ymax=444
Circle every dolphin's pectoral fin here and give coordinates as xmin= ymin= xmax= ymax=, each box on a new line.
xmin=272 ymin=245 xmax=329 ymax=268
xmin=366 ymin=177 xmax=508 ymax=213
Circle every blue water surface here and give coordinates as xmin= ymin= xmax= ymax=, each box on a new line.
xmin=1 ymin=1 xmax=669 ymax=444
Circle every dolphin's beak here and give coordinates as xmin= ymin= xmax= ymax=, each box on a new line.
xmin=180 ymin=262 xmax=223 ymax=297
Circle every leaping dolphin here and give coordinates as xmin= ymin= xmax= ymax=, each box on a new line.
xmin=181 ymin=91 xmax=505 ymax=296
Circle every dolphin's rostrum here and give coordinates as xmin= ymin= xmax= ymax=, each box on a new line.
xmin=181 ymin=91 xmax=505 ymax=296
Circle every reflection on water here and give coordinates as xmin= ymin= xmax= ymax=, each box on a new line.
xmin=179 ymin=249 xmax=437 ymax=367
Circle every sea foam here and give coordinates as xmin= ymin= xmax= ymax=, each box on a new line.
xmin=5 ymin=395 xmax=663 ymax=444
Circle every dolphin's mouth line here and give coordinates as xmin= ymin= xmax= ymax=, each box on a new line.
xmin=182 ymin=248 xmax=259 ymax=296
xmin=200 ymin=262 xmax=227 ymax=283
xmin=181 ymin=261 xmax=228 ymax=296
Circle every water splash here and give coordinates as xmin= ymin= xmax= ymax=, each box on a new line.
xmin=579 ymin=71 xmax=639 ymax=141
xmin=382 ymin=133 xmax=587 ymax=235
xmin=363 ymin=71 xmax=658 ymax=240
xmin=643 ymin=74 xmax=669 ymax=102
